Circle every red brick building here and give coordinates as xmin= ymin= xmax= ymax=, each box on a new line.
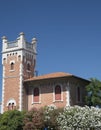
xmin=1 ymin=32 xmax=89 ymax=113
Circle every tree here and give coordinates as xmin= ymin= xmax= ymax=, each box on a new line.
xmin=0 ymin=110 xmax=25 ymax=130
xmin=23 ymin=106 xmax=63 ymax=130
xmin=23 ymin=107 xmax=44 ymax=130
xmin=85 ymin=78 xmax=101 ymax=107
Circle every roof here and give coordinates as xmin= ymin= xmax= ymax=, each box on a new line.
xmin=24 ymin=72 xmax=73 ymax=82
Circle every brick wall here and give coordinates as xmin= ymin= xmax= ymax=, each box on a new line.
xmin=25 ymin=77 xmax=89 ymax=110
xmin=3 ymin=54 xmax=21 ymax=111
xmin=25 ymin=79 xmax=68 ymax=110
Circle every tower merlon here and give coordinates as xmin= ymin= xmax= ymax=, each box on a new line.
xmin=2 ymin=36 xmax=8 ymax=43
xmin=31 ymin=37 xmax=37 ymax=53
xmin=32 ymin=37 xmax=37 ymax=44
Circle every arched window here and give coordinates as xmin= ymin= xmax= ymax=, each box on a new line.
xmin=11 ymin=62 xmax=14 ymax=70
xmin=77 ymin=86 xmax=81 ymax=102
xmin=34 ymin=59 xmax=36 ymax=68
xmin=12 ymin=103 xmax=15 ymax=110
xmin=27 ymin=63 xmax=31 ymax=71
xmin=7 ymin=99 xmax=16 ymax=110
xmin=33 ymin=87 xmax=39 ymax=102
xmin=8 ymin=103 xmax=15 ymax=110
xmin=55 ymin=85 xmax=61 ymax=101
xmin=8 ymin=103 xmax=12 ymax=110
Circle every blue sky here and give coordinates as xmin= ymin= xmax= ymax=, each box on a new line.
xmin=0 ymin=0 xmax=101 ymax=99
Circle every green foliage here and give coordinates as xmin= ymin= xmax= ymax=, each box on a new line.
xmin=1 ymin=105 xmax=101 ymax=130
xmin=0 ymin=110 xmax=25 ymax=130
xmin=85 ymin=78 xmax=101 ymax=107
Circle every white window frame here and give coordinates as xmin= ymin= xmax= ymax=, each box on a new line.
xmin=53 ymin=84 xmax=63 ymax=102
xmin=32 ymin=86 xmax=41 ymax=104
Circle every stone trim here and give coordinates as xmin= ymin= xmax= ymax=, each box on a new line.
xmin=1 ymin=66 xmax=5 ymax=113
xmin=66 ymin=82 xmax=70 ymax=106
xmin=19 ymin=63 xmax=23 ymax=111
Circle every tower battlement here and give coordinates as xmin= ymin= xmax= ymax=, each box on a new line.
xmin=2 ymin=32 xmax=37 ymax=53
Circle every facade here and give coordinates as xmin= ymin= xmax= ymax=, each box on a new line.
xmin=24 ymin=72 xmax=89 ymax=111
xmin=1 ymin=33 xmax=89 ymax=113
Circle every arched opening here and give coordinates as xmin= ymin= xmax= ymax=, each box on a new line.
xmin=55 ymin=85 xmax=61 ymax=101
xmin=27 ymin=63 xmax=31 ymax=71
xmin=11 ymin=62 xmax=14 ymax=70
xmin=7 ymin=99 xmax=16 ymax=110
xmin=77 ymin=86 xmax=81 ymax=102
xmin=33 ymin=87 xmax=39 ymax=102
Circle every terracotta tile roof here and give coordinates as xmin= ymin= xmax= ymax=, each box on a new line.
xmin=24 ymin=72 xmax=73 ymax=82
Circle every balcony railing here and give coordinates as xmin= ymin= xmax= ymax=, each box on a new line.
xmin=7 ymin=41 xmax=33 ymax=49
xmin=26 ymin=42 xmax=33 ymax=49
xmin=7 ymin=41 xmax=18 ymax=48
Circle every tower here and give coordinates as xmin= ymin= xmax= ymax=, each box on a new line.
xmin=1 ymin=32 xmax=37 ymax=113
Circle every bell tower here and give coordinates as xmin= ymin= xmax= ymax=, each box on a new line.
xmin=1 ymin=32 xmax=37 ymax=113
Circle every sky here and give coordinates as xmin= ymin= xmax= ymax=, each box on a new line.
xmin=0 ymin=0 xmax=101 ymax=100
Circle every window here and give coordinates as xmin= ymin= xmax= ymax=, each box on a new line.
xmin=18 ymin=55 xmax=21 ymax=61
xmin=77 ymin=86 xmax=81 ymax=102
xmin=8 ymin=102 xmax=15 ymax=110
xmin=33 ymin=87 xmax=39 ymax=102
xmin=55 ymin=85 xmax=61 ymax=101
xmin=12 ymin=103 xmax=15 ymax=110
xmin=7 ymin=99 xmax=16 ymax=110
xmin=11 ymin=62 xmax=14 ymax=70
xmin=27 ymin=63 xmax=31 ymax=71
xmin=3 ymin=58 xmax=6 ymax=60
xmin=34 ymin=59 xmax=36 ymax=68
xmin=8 ymin=103 xmax=12 ymax=110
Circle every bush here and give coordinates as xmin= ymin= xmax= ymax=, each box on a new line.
xmin=23 ymin=107 xmax=44 ymax=130
xmin=57 ymin=105 xmax=101 ymax=130
xmin=43 ymin=105 xmax=63 ymax=130
xmin=0 ymin=110 xmax=25 ymax=130
xmin=23 ymin=106 xmax=64 ymax=130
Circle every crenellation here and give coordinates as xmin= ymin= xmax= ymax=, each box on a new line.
xmin=2 ymin=32 xmax=37 ymax=55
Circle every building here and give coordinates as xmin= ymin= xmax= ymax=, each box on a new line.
xmin=1 ymin=32 xmax=89 ymax=113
